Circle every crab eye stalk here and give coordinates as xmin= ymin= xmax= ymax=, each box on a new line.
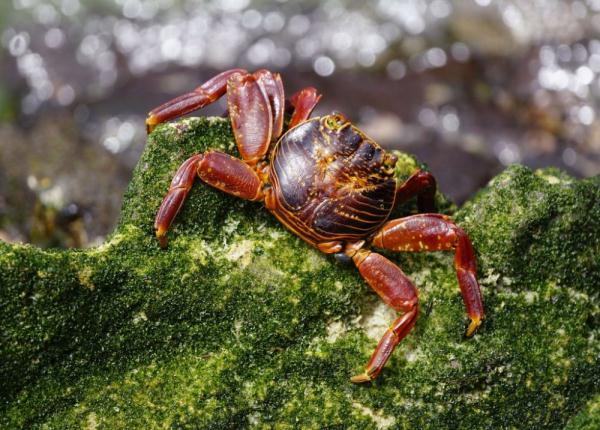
xmin=325 ymin=112 xmax=349 ymax=131
xmin=381 ymin=153 xmax=398 ymax=175
xmin=383 ymin=153 xmax=397 ymax=167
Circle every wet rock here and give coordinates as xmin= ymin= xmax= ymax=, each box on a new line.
xmin=0 ymin=117 xmax=598 ymax=428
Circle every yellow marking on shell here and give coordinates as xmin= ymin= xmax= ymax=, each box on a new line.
xmin=334 ymin=208 xmax=375 ymax=223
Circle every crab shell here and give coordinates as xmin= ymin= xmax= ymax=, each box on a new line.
xmin=268 ymin=114 xmax=399 ymax=248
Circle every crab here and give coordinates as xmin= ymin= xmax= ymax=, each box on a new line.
xmin=146 ymin=69 xmax=485 ymax=383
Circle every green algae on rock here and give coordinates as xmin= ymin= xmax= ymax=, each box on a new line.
xmin=1 ymin=117 xmax=599 ymax=429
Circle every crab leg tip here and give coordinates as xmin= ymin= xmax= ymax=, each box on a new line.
xmin=465 ymin=316 xmax=482 ymax=337
xmin=350 ymin=372 xmax=372 ymax=384
xmin=156 ymin=228 xmax=168 ymax=248
xmin=146 ymin=115 xmax=159 ymax=134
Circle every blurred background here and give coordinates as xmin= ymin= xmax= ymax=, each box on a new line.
xmin=0 ymin=0 xmax=599 ymax=248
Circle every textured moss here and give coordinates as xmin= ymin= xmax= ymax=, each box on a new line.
xmin=1 ymin=117 xmax=598 ymax=429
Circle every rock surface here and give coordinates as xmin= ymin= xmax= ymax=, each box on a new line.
xmin=1 ymin=117 xmax=598 ymax=429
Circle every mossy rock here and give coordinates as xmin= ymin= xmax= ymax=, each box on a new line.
xmin=1 ymin=117 xmax=598 ymax=429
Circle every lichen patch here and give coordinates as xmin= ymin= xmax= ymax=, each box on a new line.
xmin=222 ymin=214 xmax=241 ymax=235
xmin=303 ymin=249 xmax=327 ymax=271
xmin=225 ymin=239 xmax=254 ymax=268
xmin=352 ymin=401 xmax=396 ymax=429
xmin=325 ymin=320 xmax=348 ymax=343
xmin=404 ymin=346 xmax=423 ymax=363
xmin=523 ymin=291 xmax=538 ymax=304
xmin=78 ymin=266 xmax=95 ymax=291
xmin=86 ymin=412 xmax=98 ymax=430
xmin=132 ymin=311 xmax=148 ymax=324
xmin=188 ymin=239 xmax=209 ymax=265
xmin=91 ymin=230 xmax=127 ymax=253
xmin=535 ymin=170 xmax=571 ymax=185
xmin=480 ymin=269 xmax=501 ymax=286
xmin=359 ymin=299 xmax=396 ymax=341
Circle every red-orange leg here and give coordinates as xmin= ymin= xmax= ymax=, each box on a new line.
xmin=155 ymin=151 xmax=263 ymax=247
xmin=349 ymin=249 xmax=419 ymax=383
xmin=395 ymin=169 xmax=437 ymax=213
xmin=372 ymin=214 xmax=484 ymax=337
xmin=146 ymin=68 xmax=247 ymax=132
xmin=288 ymin=87 xmax=322 ymax=129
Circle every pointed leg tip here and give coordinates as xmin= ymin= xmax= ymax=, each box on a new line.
xmin=350 ymin=373 xmax=372 ymax=384
xmin=156 ymin=230 xmax=168 ymax=249
xmin=146 ymin=115 xmax=158 ymax=134
xmin=465 ymin=316 xmax=482 ymax=337
xmin=158 ymin=237 xmax=168 ymax=249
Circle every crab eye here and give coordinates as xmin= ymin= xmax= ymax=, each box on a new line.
xmin=325 ymin=113 xmax=348 ymax=130
xmin=325 ymin=117 xmax=340 ymax=129
xmin=383 ymin=153 xmax=397 ymax=167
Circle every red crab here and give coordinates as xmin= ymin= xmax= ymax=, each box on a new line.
xmin=146 ymin=69 xmax=484 ymax=383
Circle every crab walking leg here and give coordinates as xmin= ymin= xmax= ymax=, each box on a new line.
xmin=155 ymin=151 xmax=263 ymax=248
xmin=288 ymin=87 xmax=322 ymax=129
xmin=349 ymin=249 xmax=419 ymax=383
xmin=227 ymin=73 xmax=273 ymax=165
xmin=372 ymin=214 xmax=485 ymax=336
xmin=146 ymin=68 xmax=247 ymax=132
xmin=395 ymin=169 xmax=437 ymax=213
xmin=253 ymin=70 xmax=285 ymax=139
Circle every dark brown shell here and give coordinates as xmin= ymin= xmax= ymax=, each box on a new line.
xmin=268 ymin=115 xmax=397 ymax=247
